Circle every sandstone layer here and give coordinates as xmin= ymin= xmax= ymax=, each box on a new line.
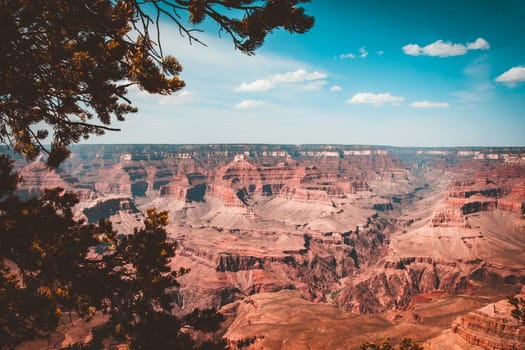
xmin=10 ymin=144 xmax=525 ymax=349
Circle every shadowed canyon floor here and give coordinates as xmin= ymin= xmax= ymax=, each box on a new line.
xmin=12 ymin=144 xmax=525 ymax=349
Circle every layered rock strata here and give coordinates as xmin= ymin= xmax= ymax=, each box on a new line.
xmin=449 ymin=291 xmax=525 ymax=349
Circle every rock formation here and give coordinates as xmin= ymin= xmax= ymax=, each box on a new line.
xmin=427 ymin=288 xmax=525 ymax=349
xmin=10 ymin=144 xmax=525 ymax=348
xmin=451 ymin=298 xmax=525 ymax=350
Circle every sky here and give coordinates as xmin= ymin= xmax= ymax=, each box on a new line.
xmin=99 ymin=0 xmax=525 ymax=147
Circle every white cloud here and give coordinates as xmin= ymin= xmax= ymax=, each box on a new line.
xmin=377 ymin=50 xmax=384 ymax=56
xmin=410 ymin=101 xmax=450 ymax=108
xmin=340 ymin=47 xmax=368 ymax=59
xmin=403 ymin=41 xmax=466 ymax=57
xmin=402 ymin=44 xmax=422 ymax=56
xmin=276 ymin=69 xmax=326 ymax=83
xmin=330 ymin=85 xmax=342 ymax=92
xmin=402 ymin=37 xmax=490 ymax=57
xmin=339 ymin=53 xmax=355 ymax=59
xmin=303 ymin=80 xmax=327 ymax=91
xmin=128 ymin=86 xmax=198 ymax=105
xmin=234 ymin=79 xmax=274 ymax=92
xmin=234 ymin=68 xmax=327 ymax=92
xmin=423 ymin=41 xmax=467 ymax=56
xmin=467 ymin=38 xmax=490 ymax=50
xmin=347 ymin=92 xmax=404 ymax=106
xmin=495 ymin=66 xmax=525 ymax=86
xmin=234 ymin=99 xmax=266 ymax=109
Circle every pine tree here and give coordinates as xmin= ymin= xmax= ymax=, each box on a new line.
xmin=1 ymin=0 xmax=313 ymax=167
xmin=0 ymin=156 xmax=225 ymax=348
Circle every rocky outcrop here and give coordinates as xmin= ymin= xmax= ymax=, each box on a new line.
xmin=82 ymin=197 xmax=139 ymax=223
xmin=450 ymin=292 xmax=525 ymax=349
xmin=338 ymin=257 xmax=468 ymax=313
xmin=349 ymin=179 xmax=370 ymax=193
xmin=277 ymin=185 xmax=332 ymax=203
xmin=431 ymin=208 xmax=466 ymax=227
xmin=207 ymin=184 xmax=246 ymax=207
xmin=215 ymin=254 xmax=265 ymax=272
xmin=445 ymin=177 xmax=504 ymax=216
xmin=175 ymin=240 xmax=357 ymax=310
xmin=433 ymin=173 xmax=525 ymax=225
xmin=498 ymin=184 xmax=525 ymax=219
xmin=498 ymin=198 xmax=525 ymax=219
xmin=448 ymin=195 xmax=498 ymax=215
xmin=172 ymin=216 xmax=391 ymax=312
xmin=449 ymin=178 xmax=502 ymax=199
xmin=94 ymin=182 xmax=132 ymax=196
xmin=159 ymin=183 xmax=188 ymax=200
xmin=16 ymin=160 xmax=70 ymax=199
xmin=339 ymin=257 xmax=525 ymax=314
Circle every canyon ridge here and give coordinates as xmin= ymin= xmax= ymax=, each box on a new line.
xmin=12 ymin=144 xmax=525 ymax=349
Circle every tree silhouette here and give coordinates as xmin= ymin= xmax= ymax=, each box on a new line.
xmin=1 ymin=0 xmax=314 ymax=168
xmin=360 ymin=338 xmax=423 ymax=350
xmin=0 ymin=156 xmax=226 ymax=348
xmin=0 ymin=155 xmax=96 ymax=347
xmin=1 ymin=1 xmax=313 ymax=347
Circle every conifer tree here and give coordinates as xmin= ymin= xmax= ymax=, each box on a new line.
xmin=0 ymin=155 xmax=226 ymax=348
xmin=1 ymin=1 xmax=314 ymax=347
xmin=1 ymin=0 xmax=314 ymax=167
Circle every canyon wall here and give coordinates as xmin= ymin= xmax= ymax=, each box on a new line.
xmin=9 ymin=144 xmax=525 ymax=348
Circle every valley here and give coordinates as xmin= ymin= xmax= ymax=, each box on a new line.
xmin=13 ymin=144 xmax=525 ymax=349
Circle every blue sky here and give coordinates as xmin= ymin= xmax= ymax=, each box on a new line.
xmin=101 ymin=0 xmax=525 ymax=147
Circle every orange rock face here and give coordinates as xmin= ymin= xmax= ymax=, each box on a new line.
xmin=451 ymin=294 xmax=525 ymax=350
xmin=16 ymin=160 xmax=69 ymax=198
xmin=431 ymin=208 xmax=466 ymax=227
xmin=11 ymin=145 xmax=525 ymax=349
xmin=207 ymin=184 xmax=246 ymax=207
xmin=498 ymin=183 xmax=525 ymax=219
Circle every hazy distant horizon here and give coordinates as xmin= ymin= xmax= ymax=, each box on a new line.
xmin=69 ymin=143 xmax=525 ymax=150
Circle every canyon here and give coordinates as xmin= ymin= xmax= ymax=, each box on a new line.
xmin=11 ymin=144 xmax=525 ymax=349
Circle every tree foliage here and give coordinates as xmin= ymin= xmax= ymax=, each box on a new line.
xmin=1 ymin=0 xmax=314 ymax=168
xmin=1 ymin=1 xmax=313 ymax=347
xmin=360 ymin=338 xmax=424 ymax=350
xmin=0 ymin=155 xmax=225 ymax=349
